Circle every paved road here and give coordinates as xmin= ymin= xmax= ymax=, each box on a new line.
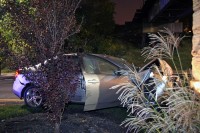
xmin=0 ymin=79 xmax=23 ymax=104
xmin=0 ymin=79 xmax=17 ymax=99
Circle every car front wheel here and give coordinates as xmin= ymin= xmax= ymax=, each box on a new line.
xmin=24 ymin=86 xmax=43 ymax=108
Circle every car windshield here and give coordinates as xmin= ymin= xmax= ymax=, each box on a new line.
xmin=108 ymin=56 xmax=133 ymax=70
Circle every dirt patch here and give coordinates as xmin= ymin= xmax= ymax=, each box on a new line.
xmin=0 ymin=107 xmax=127 ymax=133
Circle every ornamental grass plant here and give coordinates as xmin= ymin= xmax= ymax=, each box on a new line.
xmin=115 ymin=28 xmax=200 ymax=133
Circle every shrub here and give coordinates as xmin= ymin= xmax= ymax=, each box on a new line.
xmin=115 ymin=28 xmax=200 ymax=133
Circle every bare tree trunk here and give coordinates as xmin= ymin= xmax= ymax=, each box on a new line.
xmin=192 ymin=0 xmax=200 ymax=81
xmin=0 ymin=62 xmax=1 ymax=76
xmin=54 ymin=122 xmax=60 ymax=133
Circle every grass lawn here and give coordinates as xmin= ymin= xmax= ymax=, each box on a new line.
xmin=171 ymin=37 xmax=192 ymax=70
xmin=0 ymin=105 xmax=43 ymax=121
xmin=121 ymin=37 xmax=192 ymax=70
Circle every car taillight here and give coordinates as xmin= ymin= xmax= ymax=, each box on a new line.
xmin=15 ymin=70 xmax=20 ymax=78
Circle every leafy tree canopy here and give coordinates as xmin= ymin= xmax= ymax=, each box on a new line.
xmin=69 ymin=0 xmax=115 ymax=53
xmin=2 ymin=1 xmax=82 ymax=132
xmin=0 ymin=1 xmax=29 ymax=69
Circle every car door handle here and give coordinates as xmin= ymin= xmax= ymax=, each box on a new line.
xmin=87 ymin=79 xmax=99 ymax=83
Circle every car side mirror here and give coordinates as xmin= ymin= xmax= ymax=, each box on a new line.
xmin=114 ymin=71 xmax=122 ymax=76
xmin=114 ymin=69 xmax=129 ymax=76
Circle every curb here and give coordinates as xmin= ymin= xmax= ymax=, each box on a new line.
xmin=0 ymin=73 xmax=15 ymax=80
xmin=0 ymin=76 xmax=15 ymax=80
xmin=0 ymin=99 xmax=24 ymax=105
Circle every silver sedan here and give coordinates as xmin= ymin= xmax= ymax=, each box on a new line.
xmin=13 ymin=53 xmax=132 ymax=111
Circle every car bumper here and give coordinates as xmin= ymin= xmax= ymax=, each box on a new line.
xmin=13 ymin=76 xmax=26 ymax=98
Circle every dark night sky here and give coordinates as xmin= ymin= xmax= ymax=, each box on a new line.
xmin=112 ymin=0 xmax=143 ymax=25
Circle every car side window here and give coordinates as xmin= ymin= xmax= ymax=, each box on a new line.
xmin=83 ymin=55 xmax=118 ymax=75
xmin=83 ymin=56 xmax=96 ymax=74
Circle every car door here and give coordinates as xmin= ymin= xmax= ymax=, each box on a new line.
xmin=82 ymin=55 xmax=129 ymax=111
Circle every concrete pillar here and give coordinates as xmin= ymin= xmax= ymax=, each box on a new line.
xmin=191 ymin=0 xmax=200 ymax=92
xmin=192 ymin=0 xmax=200 ymax=81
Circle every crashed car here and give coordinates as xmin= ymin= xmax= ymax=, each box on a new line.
xmin=13 ymin=53 xmax=133 ymax=111
xmin=13 ymin=53 xmax=173 ymax=111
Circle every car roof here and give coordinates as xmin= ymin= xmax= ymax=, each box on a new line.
xmin=63 ymin=53 xmax=131 ymax=69
xmin=87 ymin=53 xmax=130 ymax=69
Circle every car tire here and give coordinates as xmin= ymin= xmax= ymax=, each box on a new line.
xmin=24 ymin=86 xmax=43 ymax=108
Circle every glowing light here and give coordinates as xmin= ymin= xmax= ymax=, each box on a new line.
xmin=193 ymin=82 xmax=200 ymax=92
xmin=15 ymin=70 xmax=19 ymax=78
xmin=190 ymin=80 xmax=200 ymax=93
